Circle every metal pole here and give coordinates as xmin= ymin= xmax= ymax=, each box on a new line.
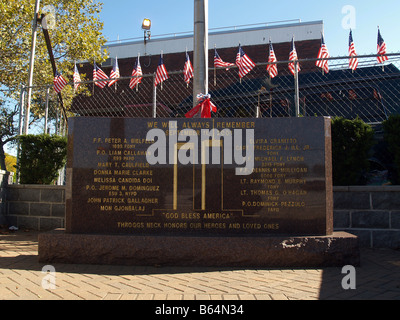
xmin=256 ymin=92 xmax=261 ymax=118
xmin=153 ymin=73 xmax=157 ymax=118
xmin=44 ymin=86 xmax=50 ymax=134
xmin=16 ymin=85 xmax=26 ymax=184
xmin=18 ymin=85 xmax=26 ymax=136
xmin=294 ymin=60 xmax=300 ymax=117
xmin=193 ymin=0 xmax=208 ymax=108
xmin=24 ymin=0 xmax=41 ymax=134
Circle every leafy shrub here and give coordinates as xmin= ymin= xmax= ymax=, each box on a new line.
xmin=17 ymin=134 xmax=67 ymax=184
xmin=382 ymin=114 xmax=400 ymax=184
xmin=331 ymin=117 xmax=375 ymax=185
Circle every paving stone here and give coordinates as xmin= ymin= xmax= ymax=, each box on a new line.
xmin=1 ymin=231 xmax=400 ymax=300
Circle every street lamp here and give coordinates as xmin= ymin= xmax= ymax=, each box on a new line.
xmin=142 ymin=18 xmax=151 ymax=44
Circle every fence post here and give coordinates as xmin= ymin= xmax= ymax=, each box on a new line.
xmin=294 ymin=60 xmax=300 ymax=117
xmin=256 ymin=90 xmax=261 ymax=118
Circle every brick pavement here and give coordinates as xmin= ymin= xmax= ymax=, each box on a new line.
xmin=0 ymin=230 xmax=399 ymax=300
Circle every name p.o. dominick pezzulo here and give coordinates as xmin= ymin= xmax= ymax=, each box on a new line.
xmin=145 ymin=121 xmax=254 ymax=175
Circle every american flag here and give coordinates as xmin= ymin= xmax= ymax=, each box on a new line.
xmin=349 ymin=89 xmax=357 ymax=100
xmin=373 ymin=88 xmax=382 ymax=101
xmin=377 ymin=28 xmax=388 ymax=63
xmin=53 ymin=71 xmax=68 ymax=93
xmin=316 ymin=34 xmax=330 ymax=73
xmin=321 ymin=92 xmax=333 ymax=102
xmin=129 ymin=56 xmax=143 ymax=89
xmin=236 ymin=44 xmax=255 ymax=78
xmin=154 ymin=53 xmax=169 ymax=87
xmin=348 ymin=30 xmax=359 ymax=71
xmin=108 ymin=57 xmax=120 ymax=87
xmin=183 ymin=51 xmax=194 ymax=85
xmin=214 ymin=48 xmax=235 ymax=69
xmin=288 ymin=36 xmax=300 ymax=75
xmin=73 ymin=64 xmax=81 ymax=91
xmin=266 ymin=40 xmax=278 ymax=78
xmin=93 ymin=63 xmax=109 ymax=88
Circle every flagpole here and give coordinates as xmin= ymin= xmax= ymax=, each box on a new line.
xmin=186 ymin=47 xmax=189 ymax=88
xmin=137 ymin=53 xmax=140 ymax=92
xmin=269 ymin=73 xmax=272 ymax=117
xmin=24 ymin=0 xmax=41 ymax=134
xmin=238 ymin=42 xmax=242 ymax=84
xmin=269 ymin=87 xmax=273 ymax=118
xmin=214 ymin=44 xmax=217 ymax=86
xmin=193 ymin=0 xmax=209 ymax=109
xmin=153 ymin=73 xmax=157 ymax=118
xmin=92 ymin=57 xmax=95 ymax=95
xmin=160 ymin=51 xmax=163 ymax=91
xmin=74 ymin=61 xmax=77 ymax=93
xmin=115 ymin=56 xmax=118 ymax=93
xmin=294 ymin=60 xmax=300 ymax=117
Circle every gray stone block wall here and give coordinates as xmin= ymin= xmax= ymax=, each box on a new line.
xmin=334 ymin=186 xmax=400 ymax=249
xmin=5 ymin=184 xmax=65 ymax=231
xmin=2 ymin=184 xmax=400 ymax=249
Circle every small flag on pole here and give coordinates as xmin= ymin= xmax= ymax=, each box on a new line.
xmin=93 ymin=63 xmax=109 ymax=88
xmin=129 ymin=55 xmax=143 ymax=90
xmin=53 ymin=71 xmax=68 ymax=93
xmin=214 ymin=48 xmax=235 ymax=69
xmin=154 ymin=52 xmax=169 ymax=89
xmin=348 ymin=29 xmax=359 ymax=71
xmin=108 ymin=57 xmax=120 ymax=87
xmin=73 ymin=63 xmax=81 ymax=91
xmin=183 ymin=50 xmax=194 ymax=86
xmin=288 ymin=36 xmax=300 ymax=75
xmin=236 ymin=44 xmax=255 ymax=79
xmin=349 ymin=89 xmax=357 ymax=100
xmin=316 ymin=33 xmax=330 ymax=74
xmin=266 ymin=40 xmax=278 ymax=78
xmin=377 ymin=27 xmax=388 ymax=64
xmin=214 ymin=47 xmax=235 ymax=85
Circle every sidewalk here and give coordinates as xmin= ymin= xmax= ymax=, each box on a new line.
xmin=0 ymin=230 xmax=399 ymax=300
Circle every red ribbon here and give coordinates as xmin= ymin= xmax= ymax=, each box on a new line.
xmin=185 ymin=95 xmax=217 ymax=118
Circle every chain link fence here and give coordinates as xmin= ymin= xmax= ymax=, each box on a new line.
xmin=16 ymin=53 xmax=400 ymax=133
xmin=68 ymin=53 xmax=400 ymax=123
xmin=4 ymin=53 xmax=400 ymax=185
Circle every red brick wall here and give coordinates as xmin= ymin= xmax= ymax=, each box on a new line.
xmin=73 ymin=39 xmax=320 ymax=116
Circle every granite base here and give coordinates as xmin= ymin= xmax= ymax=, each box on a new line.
xmin=38 ymin=229 xmax=360 ymax=268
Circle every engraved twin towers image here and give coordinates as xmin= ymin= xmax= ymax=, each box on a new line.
xmin=145 ymin=120 xmax=255 ymax=211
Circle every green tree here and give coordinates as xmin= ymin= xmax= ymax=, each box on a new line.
xmin=17 ymin=134 xmax=67 ymax=184
xmin=0 ymin=0 xmax=107 ymax=97
xmin=331 ymin=117 xmax=375 ymax=185
xmin=0 ymin=0 xmax=107 ymax=173
xmin=382 ymin=114 xmax=400 ymax=184
xmin=0 ymin=103 xmax=19 ymax=171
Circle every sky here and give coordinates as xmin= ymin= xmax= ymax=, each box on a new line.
xmin=98 ymin=0 xmax=400 ymax=58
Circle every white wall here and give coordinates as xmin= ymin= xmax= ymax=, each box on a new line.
xmin=104 ymin=20 xmax=323 ymax=59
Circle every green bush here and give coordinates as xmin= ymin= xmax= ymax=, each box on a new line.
xmin=331 ymin=117 xmax=375 ymax=186
xmin=382 ymin=114 xmax=400 ymax=183
xmin=17 ymin=134 xmax=67 ymax=184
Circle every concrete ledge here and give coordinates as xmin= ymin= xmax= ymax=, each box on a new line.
xmin=38 ymin=229 xmax=360 ymax=268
